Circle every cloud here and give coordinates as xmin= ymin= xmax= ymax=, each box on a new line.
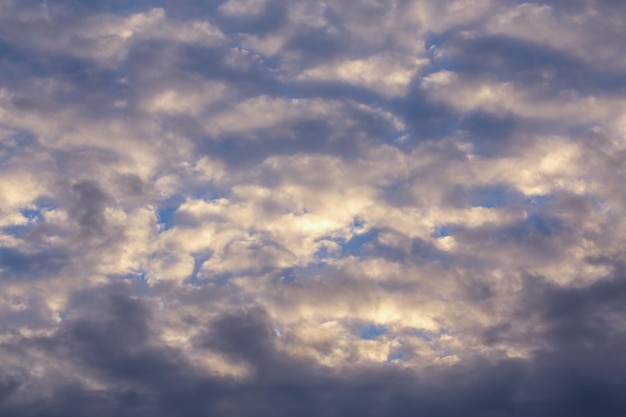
xmin=3 ymin=284 xmax=626 ymax=416
xmin=1 ymin=0 xmax=626 ymax=415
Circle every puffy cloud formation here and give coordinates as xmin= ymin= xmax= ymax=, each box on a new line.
xmin=1 ymin=0 xmax=626 ymax=415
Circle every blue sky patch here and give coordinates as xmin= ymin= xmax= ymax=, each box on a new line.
xmin=156 ymin=195 xmax=186 ymax=231
xmin=340 ymin=228 xmax=378 ymax=257
xmin=524 ymin=213 xmax=563 ymax=237
xmin=434 ymin=225 xmax=450 ymax=238
xmin=360 ymin=324 xmax=388 ymax=340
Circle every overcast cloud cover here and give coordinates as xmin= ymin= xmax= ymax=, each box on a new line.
xmin=1 ymin=0 xmax=626 ymax=415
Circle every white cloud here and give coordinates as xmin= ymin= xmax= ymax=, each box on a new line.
xmin=219 ymin=0 xmax=271 ymax=17
xmin=299 ymin=53 xmax=427 ymax=97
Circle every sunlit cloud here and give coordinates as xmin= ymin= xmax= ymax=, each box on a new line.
xmin=1 ymin=1 xmax=626 ymax=415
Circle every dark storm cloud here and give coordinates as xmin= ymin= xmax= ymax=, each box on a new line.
xmin=2 ymin=282 xmax=626 ymax=417
xmin=521 ymin=261 xmax=626 ymax=348
xmin=479 ymin=264 xmax=626 ymax=417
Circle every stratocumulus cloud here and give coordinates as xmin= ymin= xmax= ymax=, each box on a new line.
xmin=1 ymin=0 xmax=626 ymax=416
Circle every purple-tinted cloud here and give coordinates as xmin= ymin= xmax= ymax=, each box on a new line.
xmin=1 ymin=0 xmax=626 ymax=415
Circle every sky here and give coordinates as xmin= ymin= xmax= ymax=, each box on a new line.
xmin=1 ymin=0 xmax=626 ymax=415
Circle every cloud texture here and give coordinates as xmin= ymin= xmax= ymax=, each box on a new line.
xmin=1 ymin=0 xmax=626 ymax=415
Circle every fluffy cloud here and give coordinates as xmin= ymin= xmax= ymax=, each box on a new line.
xmin=1 ymin=0 xmax=626 ymax=416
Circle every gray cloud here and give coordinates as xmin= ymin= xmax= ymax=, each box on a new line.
xmin=2 ymin=284 xmax=626 ymax=416
xmin=1 ymin=0 xmax=626 ymax=416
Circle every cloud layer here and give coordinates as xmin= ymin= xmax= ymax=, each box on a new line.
xmin=1 ymin=0 xmax=626 ymax=415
